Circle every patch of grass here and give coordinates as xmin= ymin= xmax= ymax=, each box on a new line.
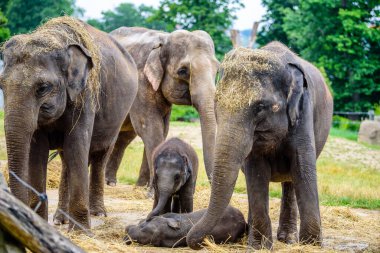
xmin=330 ymin=127 xmax=358 ymax=141
xmin=170 ymin=105 xmax=199 ymax=122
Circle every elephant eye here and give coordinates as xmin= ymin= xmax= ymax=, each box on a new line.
xmin=174 ymin=174 xmax=180 ymax=181
xmin=177 ymin=67 xmax=188 ymax=77
xmin=36 ymin=82 xmax=52 ymax=97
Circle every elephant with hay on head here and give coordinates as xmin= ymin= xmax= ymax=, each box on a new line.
xmin=0 ymin=16 xmax=138 ymax=229
xmin=187 ymin=42 xmax=333 ymax=250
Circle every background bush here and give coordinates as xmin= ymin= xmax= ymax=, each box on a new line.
xmin=170 ymin=105 xmax=199 ymax=122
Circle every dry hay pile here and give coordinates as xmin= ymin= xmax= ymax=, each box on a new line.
xmin=215 ymin=47 xmax=280 ymax=112
xmin=0 ymin=160 xmax=61 ymax=189
xmin=2 ymin=16 xmax=101 ymax=110
xmin=57 ymin=185 xmax=380 ymax=253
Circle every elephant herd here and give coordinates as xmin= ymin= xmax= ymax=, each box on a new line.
xmin=0 ymin=16 xmax=333 ymax=250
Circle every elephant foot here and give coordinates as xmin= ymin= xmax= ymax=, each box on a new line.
xmin=299 ymin=231 xmax=322 ymax=245
xmin=105 ymin=178 xmax=117 ymax=187
xmin=90 ymin=204 xmax=107 ymax=217
xmin=67 ymin=215 xmax=91 ymax=233
xmin=53 ymin=209 xmax=69 ymax=225
xmin=277 ymin=229 xmax=298 ymax=244
xmin=248 ymin=228 xmax=273 ymax=250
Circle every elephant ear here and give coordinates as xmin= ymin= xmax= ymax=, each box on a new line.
xmin=167 ymin=218 xmax=180 ymax=230
xmin=286 ymin=62 xmax=308 ymax=127
xmin=182 ymin=155 xmax=192 ymax=182
xmin=66 ymin=44 xmax=93 ymax=102
xmin=144 ymin=44 xmax=164 ymax=91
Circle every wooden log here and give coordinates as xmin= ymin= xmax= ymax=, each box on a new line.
xmin=248 ymin=21 xmax=260 ymax=49
xmin=0 ymin=173 xmax=85 ymax=253
xmin=230 ymin=29 xmax=241 ymax=48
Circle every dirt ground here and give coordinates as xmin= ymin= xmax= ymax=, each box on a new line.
xmin=1 ymin=123 xmax=380 ymax=252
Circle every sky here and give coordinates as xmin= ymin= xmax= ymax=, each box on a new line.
xmin=76 ymin=0 xmax=266 ymax=31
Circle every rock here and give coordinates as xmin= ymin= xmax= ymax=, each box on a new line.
xmin=358 ymin=120 xmax=380 ymax=146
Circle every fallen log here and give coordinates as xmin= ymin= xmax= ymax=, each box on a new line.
xmin=0 ymin=172 xmax=85 ymax=253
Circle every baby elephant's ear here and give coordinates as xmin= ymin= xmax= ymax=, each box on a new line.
xmin=167 ymin=218 xmax=180 ymax=230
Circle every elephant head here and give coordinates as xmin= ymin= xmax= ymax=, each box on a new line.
xmin=147 ymin=149 xmax=192 ymax=220
xmin=187 ymin=45 xmax=311 ymax=249
xmin=114 ymin=28 xmax=219 ymax=180
xmin=0 ymin=23 xmax=95 ymax=203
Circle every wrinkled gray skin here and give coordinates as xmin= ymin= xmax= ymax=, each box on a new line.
xmin=125 ymin=206 xmax=246 ymax=247
xmin=0 ymin=22 xmax=138 ymax=229
xmin=147 ymin=138 xmax=198 ymax=221
xmin=187 ymin=42 xmax=333 ymax=250
xmin=105 ymin=27 xmax=218 ymax=187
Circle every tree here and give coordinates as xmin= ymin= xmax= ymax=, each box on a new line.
xmin=6 ymin=0 xmax=82 ymax=35
xmin=150 ymin=0 xmax=244 ymax=59
xmin=283 ymin=0 xmax=380 ymax=111
xmin=257 ymin=0 xmax=299 ymax=49
xmin=0 ymin=10 xmax=9 ymax=42
xmin=87 ymin=3 xmax=165 ymax=32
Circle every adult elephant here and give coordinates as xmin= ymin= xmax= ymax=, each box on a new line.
xmin=0 ymin=17 xmax=138 ymax=229
xmin=105 ymin=27 xmax=219 ymax=187
xmin=187 ymin=42 xmax=333 ymax=250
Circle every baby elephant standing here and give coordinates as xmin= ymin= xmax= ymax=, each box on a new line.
xmin=125 ymin=206 xmax=246 ymax=247
xmin=147 ymin=138 xmax=198 ymax=220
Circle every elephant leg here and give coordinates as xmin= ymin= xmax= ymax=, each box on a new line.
xmin=89 ymin=147 xmax=114 ymax=217
xmin=245 ymin=157 xmax=272 ymax=250
xmin=28 ymin=130 xmax=49 ymax=220
xmin=53 ymin=151 xmax=69 ymax=225
xmin=136 ymin=149 xmax=150 ymax=187
xmin=178 ymin=181 xmax=194 ymax=213
xmin=105 ymin=131 xmax=136 ymax=186
xmin=277 ymin=182 xmax=298 ymax=244
xmin=136 ymin=112 xmax=170 ymax=187
xmin=163 ymin=197 xmax=172 ymax=214
xmin=171 ymin=195 xmax=180 ymax=213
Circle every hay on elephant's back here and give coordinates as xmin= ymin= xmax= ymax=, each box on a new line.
xmin=216 ymin=47 xmax=280 ymax=111
xmin=3 ymin=16 xmax=101 ymax=110
xmin=0 ymin=160 xmax=61 ymax=189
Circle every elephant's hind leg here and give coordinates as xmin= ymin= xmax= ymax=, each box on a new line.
xmin=277 ymin=182 xmax=298 ymax=244
xmin=136 ymin=149 xmax=150 ymax=187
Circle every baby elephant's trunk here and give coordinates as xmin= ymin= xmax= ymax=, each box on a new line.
xmin=147 ymin=192 xmax=171 ymax=220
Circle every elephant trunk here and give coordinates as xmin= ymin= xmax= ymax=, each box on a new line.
xmin=191 ymin=73 xmax=216 ymax=181
xmin=4 ymin=104 xmax=36 ymax=204
xmin=186 ymin=120 xmax=252 ymax=249
xmin=147 ymin=191 xmax=171 ymax=220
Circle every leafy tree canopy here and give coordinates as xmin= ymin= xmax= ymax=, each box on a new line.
xmin=259 ymin=0 xmax=380 ymax=111
xmin=6 ymin=0 xmax=82 ymax=35
xmin=88 ymin=3 xmax=165 ymax=32
xmin=151 ymin=0 xmax=244 ymax=59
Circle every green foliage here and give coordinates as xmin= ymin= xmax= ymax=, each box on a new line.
xmin=170 ymin=105 xmax=199 ymax=122
xmin=330 ymin=127 xmax=358 ymax=141
xmin=87 ymin=3 xmax=165 ymax=32
xmin=374 ymin=103 xmax=380 ymax=116
xmin=332 ymin=115 xmax=361 ymax=132
xmin=0 ymin=9 xmax=9 ymax=42
xmin=257 ymin=0 xmax=299 ymax=49
xmin=5 ymin=0 xmax=82 ymax=35
xmin=151 ymin=0 xmax=244 ymax=59
xmin=259 ymin=0 xmax=380 ymax=111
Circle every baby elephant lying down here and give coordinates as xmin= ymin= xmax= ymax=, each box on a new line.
xmin=125 ymin=206 xmax=246 ymax=247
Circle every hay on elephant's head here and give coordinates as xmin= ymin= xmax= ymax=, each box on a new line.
xmin=216 ymin=47 xmax=280 ymax=111
xmin=3 ymin=16 xmax=101 ymax=110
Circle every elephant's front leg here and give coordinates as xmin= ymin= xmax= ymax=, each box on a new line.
xmin=53 ymin=151 xmax=69 ymax=225
xmin=89 ymin=147 xmax=114 ymax=216
xmin=277 ymin=182 xmax=298 ymax=244
xmin=105 ymin=130 xmax=136 ymax=186
xmin=245 ymin=157 xmax=272 ymax=250
xmin=63 ymin=119 xmax=93 ymax=230
xmin=178 ymin=181 xmax=194 ymax=213
xmin=28 ymin=130 xmax=49 ymax=219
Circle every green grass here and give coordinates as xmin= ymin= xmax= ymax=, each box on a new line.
xmin=329 ymin=127 xmax=358 ymax=141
